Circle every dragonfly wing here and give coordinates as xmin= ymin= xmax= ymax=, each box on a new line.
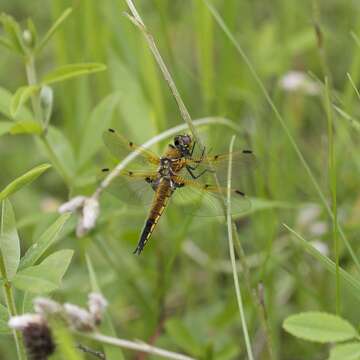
xmin=101 ymin=169 xmax=158 ymax=206
xmin=103 ymin=128 xmax=160 ymax=167
xmin=182 ymin=149 xmax=256 ymax=188
xmin=171 ymin=175 xmax=251 ymax=217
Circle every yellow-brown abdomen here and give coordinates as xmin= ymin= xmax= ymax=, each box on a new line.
xmin=133 ymin=179 xmax=173 ymax=255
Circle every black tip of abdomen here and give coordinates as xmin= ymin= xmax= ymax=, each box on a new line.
xmin=133 ymin=219 xmax=155 ymax=255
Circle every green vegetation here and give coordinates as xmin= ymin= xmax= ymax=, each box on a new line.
xmin=0 ymin=0 xmax=359 ymax=359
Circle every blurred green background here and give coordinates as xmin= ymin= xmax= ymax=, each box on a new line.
xmin=1 ymin=0 xmax=360 ymax=359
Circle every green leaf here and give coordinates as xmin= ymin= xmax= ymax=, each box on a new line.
xmin=20 ymin=213 xmax=71 ymax=269
xmin=0 ymin=200 xmax=20 ymax=280
xmin=13 ymin=249 xmax=73 ymax=293
xmin=0 ymin=13 xmax=26 ymax=55
xmin=165 ymin=318 xmax=203 ymax=356
xmin=0 ymin=121 xmax=13 ymax=135
xmin=283 ymin=312 xmax=358 ymax=343
xmin=0 ymin=303 xmax=10 ymax=334
xmin=36 ymin=8 xmax=73 ymax=54
xmin=10 ymin=85 xmax=39 ymax=118
xmin=0 ymin=86 xmax=34 ymax=120
xmin=0 ymin=164 xmax=51 ymax=202
xmin=42 ymin=63 xmax=106 ymax=85
xmin=329 ymin=342 xmax=360 ymax=360
xmin=9 ymin=120 xmax=43 ymax=135
xmin=78 ymin=92 xmax=120 ymax=165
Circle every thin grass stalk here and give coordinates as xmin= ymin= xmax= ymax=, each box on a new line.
xmin=312 ymin=4 xmax=341 ymax=312
xmin=77 ymin=332 xmax=195 ymax=360
xmin=202 ymin=0 xmax=360 ymax=274
xmin=312 ymin=0 xmax=333 ymax=86
xmin=324 ymin=77 xmax=340 ymax=314
xmin=122 ymin=0 xmax=202 ymax=147
xmin=227 ymin=136 xmax=254 ymax=360
xmin=232 ymin=228 xmax=274 ymax=359
xmin=346 ymin=72 xmax=360 ymax=101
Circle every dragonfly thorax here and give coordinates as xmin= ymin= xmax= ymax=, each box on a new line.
xmin=158 ymin=157 xmax=174 ymax=178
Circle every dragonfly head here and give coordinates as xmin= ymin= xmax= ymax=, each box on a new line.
xmin=174 ymin=134 xmax=192 ymax=156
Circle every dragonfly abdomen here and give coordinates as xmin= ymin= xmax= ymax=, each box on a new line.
xmin=133 ymin=180 xmax=173 ymax=255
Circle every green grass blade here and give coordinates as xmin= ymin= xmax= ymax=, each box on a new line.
xmin=227 ymin=136 xmax=254 ymax=360
xmin=284 ymin=224 xmax=360 ymax=300
xmin=35 ymin=7 xmax=73 ymax=54
xmin=324 ymin=77 xmax=340 ymax=314
xmin=42 ymin=63 xmax=106 ymax=85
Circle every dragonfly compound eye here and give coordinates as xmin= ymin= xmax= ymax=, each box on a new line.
xmin=182 ymin=135 xmax=192 ymax=146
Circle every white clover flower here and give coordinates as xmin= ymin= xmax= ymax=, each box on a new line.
xmin=82 ymin=198 xmax=99 ymax=230
xmin=33 ymin=297 xmax=62 ymax=316
xmin=311 ymin=240 xmax=329 ymax=256
xmin=76 ymin=197 xmax=100 ymax=237
xmin=8 ymin=314 xmax=44 ymax=330
xmin=88 ymin=292 xmax=108 ymax=324
xmin=297 ymin=204 xmax=321 ymax=228
xmin=309 ymin=221 xmax=328 ymax=236
xmin=58 ymin=195 xmax=86 ymax=214
xmin=64 ymin=303 xmax=95 ymax=331
xmin=9 ymin=313 xmax=55 ymax=359
xmin=279 ymin=71 xmax=320 ymax=95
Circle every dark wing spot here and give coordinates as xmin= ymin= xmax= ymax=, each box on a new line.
xmin=214 ymin=155 xmax=219 ymax=160
xmin=242 ymin=150 xmax=252 ymax=154
xmin=235 ymin=190 xmax=245 ymax=196
xmin=129 ymin=141 xmax=133 ymax=147
xmin=108 ymin=128 xmax=115 ymax=133
xmin=145 ymin=177 xmax=151 ymax=183
xmin=102 ymin=168 xmax=110 ymax=172
xmin=128 ymin=171 xmax=133 ymax=176
xmin=204 ymin=184 xmax=210 ymax=189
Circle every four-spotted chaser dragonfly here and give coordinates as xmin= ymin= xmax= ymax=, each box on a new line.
xmin=102 ymin=128 xmax=254 ymax=255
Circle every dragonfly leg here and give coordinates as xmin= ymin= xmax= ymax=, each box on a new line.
xmin=185 ymin=166 xmax=210 ymax=179
xmin=190 ymin=141 xmax=196 ymax=157
xmin=188 ymin=144 xmax=206 ymax=170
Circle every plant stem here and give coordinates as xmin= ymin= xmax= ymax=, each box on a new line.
xmin=24 ymin=54 xmax=72 ymax=186
xmin=202 ymin=0 xmax=360 ymax=274
xmin=25 ymin=55 xmax=43 ymax=121
xmin=3 ymin=281 xmax=25 ymax=360
xmin=227 ymin=136 xmax=254 ymax=360
xmin=324 ymin=77 xmax=340 ymax=314
xmin=78 ymin=332 xmax=195 ymax=360
xmin=0 ymin=204 xmax=25 ymax=359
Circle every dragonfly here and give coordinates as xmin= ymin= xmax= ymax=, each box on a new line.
xmin=102 ymin=128 xmax=255 ymax=255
